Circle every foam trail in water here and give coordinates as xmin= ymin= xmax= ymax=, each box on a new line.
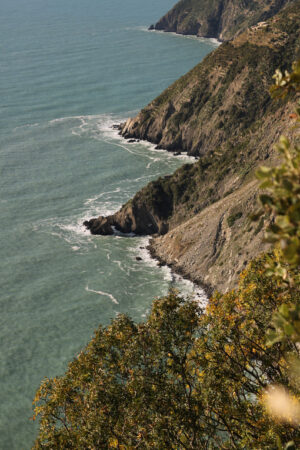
xmin=85 ymin=285 xmax=119 ymax=304
xmin=139 ymin=26 xmax=221 ymax=46
xmin=46 ymin=113 xmax=196 ymax=168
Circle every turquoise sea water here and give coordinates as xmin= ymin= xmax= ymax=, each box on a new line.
xmin=0 ymin=0 xmax=218 ymax=447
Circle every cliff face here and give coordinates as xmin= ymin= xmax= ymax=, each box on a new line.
xmin=86 ymin=3 xmax=300 ymax=292
xmin=150 ymin=0 xmax=294 ymax=41
xmin=122 ymin=7 xmax=299 ymax=157
xmin=149 ymin=180 xmax=270 ymax=293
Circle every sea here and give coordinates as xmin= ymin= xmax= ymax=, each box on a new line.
xmin=0 ymin=0 xmax=218 ymax=447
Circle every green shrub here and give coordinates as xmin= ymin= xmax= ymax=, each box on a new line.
xmin=227 ymin=211 xmax=242 ymax=227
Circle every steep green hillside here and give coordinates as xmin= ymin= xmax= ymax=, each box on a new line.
xmin=150 ymin=0 xmax=295 ymax=41
xmin=85 ymin=2 xmax=300 ymax=291
xmin=123 ymin=4 xmax=299 ymax=158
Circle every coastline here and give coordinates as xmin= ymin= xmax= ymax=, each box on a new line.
xmin=147 ymin=27 xmax=222 ymax=46
xmin=118 ymin=127 xmax=211 ymax=300
xmin=99 ymin=124 xmax=209 ymax=300
xmin=116 ymin=122 xmax=198 ymax=162
xmin=146 ymin=237 xmax=213 ymax=298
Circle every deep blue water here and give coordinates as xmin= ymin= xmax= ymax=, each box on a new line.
xmin=0 ymin=0 xmax=217 ymax=447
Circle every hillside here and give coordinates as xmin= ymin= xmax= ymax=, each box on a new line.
xmin=149 ymin=0 xmax=295 ymax=41
xmin=85 ymin=2 xmax=300 ymax=292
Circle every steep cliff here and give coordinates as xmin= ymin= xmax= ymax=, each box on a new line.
xmin=122 ymin=6 xmax=299 ymax=157
xmin=85 ymin=3 xmax=300 ymax=291
xmin=149 ymin=0 xmax=295 ymax=41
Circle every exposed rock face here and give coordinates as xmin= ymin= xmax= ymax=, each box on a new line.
xmin=85 ymin=3 xmax=300 ymax=291
xmin=84 ymin=178 xmax=173 ymax=235
xmin=149 ymin=180 xmax=270 ymax=293
xmin=151 ymin=0 xmax=295 ymax=41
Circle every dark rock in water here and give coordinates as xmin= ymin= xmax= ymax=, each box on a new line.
xmin=139 ymin=246 xmax=145 ymax=249
xmin=84 ymin=184 xmax=171 ymax=237
xmin=117 ymin=122 xmax=126 ymax=134
xmin=136 ymin=256 xmax=142 ymax=261
xmin=157 ymin=260 xmax=166 ymax=267
xmin=111 ymin=124 xmax=120 ymax=130
xmin=174 ymin=151 xmax=181 ymax=156
xmin=148 ymin=24 xmax=155 ymax=30
xmin=128 ymin=139 xmax=137 ymax=143
xmin=83 ymin=220 xmax=92 ymax=229
xmin=83 ymin=217 xmax=114 ymax=235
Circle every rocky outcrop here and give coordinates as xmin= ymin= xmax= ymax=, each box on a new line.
xmin=149 ymin=180 xmax=270 ymax=293
xmin=84 ymin=195 xmax=170 ymax=236
xmin=86 ymin=3 xmax=300 ymax=291
xmin=150 ymin=0 xmax=295 ymax=41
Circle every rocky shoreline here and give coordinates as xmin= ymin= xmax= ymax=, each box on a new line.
xmin=146 ymin=239 xmax=214 ymax=297
xmin=83 ymin=123 xmax=194 ymax=236
xmin=148 ymin=0 xmax=294 ymax=42
xmin=84 ymin=2 xmax=299 ymax=293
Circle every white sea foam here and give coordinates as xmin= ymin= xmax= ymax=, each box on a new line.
xmin=111 ymin=226 xmax=136 ymax=238
xmin=32 ymin=113 xmax=198 ymax=279
xmin=137 ymin=26 xmax=221 ymax=47
xmin=132 ymin=237 xmax=207 ymax=307
xmin=84 ymin=188 xmax=121 ymax=205
xmin=33 ymin=215 xmax=93 ymax=251
xmin=45 ymin=112 xmax=196 ymax=169
xmin=85 ymin=285 xmax=119 ymax=304
xmin=83 ymin=188 xmax=122 ymax=217
xmin=13 ymin=122 xmax=39 ymax=132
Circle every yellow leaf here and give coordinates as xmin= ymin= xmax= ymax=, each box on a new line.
xmin=109 ymin=438 xmax=119 ymax=448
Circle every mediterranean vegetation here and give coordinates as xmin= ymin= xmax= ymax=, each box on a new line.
xmin=32 ymin=63 xmax=300 ymax=448
xmin=151 ymin=0 xmax=294 ymax=41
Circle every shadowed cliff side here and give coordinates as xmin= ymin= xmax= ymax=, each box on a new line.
xmin=149 ymin=0 xmax=295 ymax=41
xmin=85 ymin=3 xmax=300 ymax=291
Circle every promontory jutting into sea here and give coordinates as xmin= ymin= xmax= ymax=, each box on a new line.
xmin=0 ymin=0 xmax=216 ymax=447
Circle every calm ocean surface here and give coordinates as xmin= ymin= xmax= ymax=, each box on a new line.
xmin=0 ymin=0 xmax=217 ymax=447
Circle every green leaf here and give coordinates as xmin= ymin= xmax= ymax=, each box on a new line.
xmin=256 ymin=166 xmax=273 ymax=179
xmin=279 ymin=304 xmax=290 ymax=319
xmin=283 ymin=323 xmax=295 ymax=336
xmin=284 ymin=441 xmax=296 ymax=450
xmin=275 ymin=215 xmax=291 ymax=229
xmin=260 ymin=194 xmax=274 ymax=206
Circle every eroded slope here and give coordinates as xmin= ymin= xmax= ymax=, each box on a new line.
xmin=150 ymin=0 xmax=294 ymax=41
